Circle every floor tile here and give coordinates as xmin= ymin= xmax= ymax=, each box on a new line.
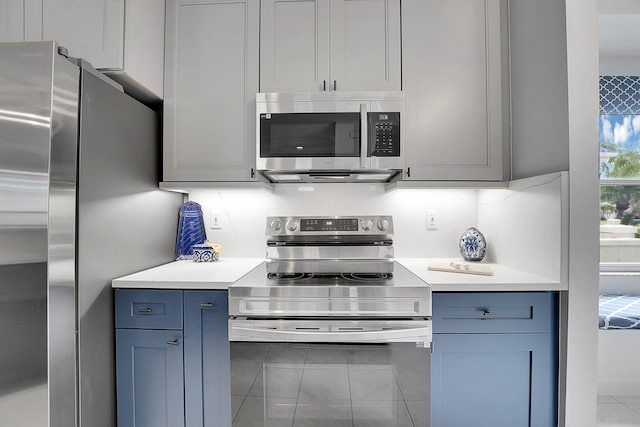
xmin=304 ymin=346 xmax=350 ymax=365
xmin=614 ymin=395 xmax=640 ymax=404
xmin=352 ymin=400 xmax=415 ymax=427
xmin=265 ymin=344 xmax=308 ymax=364
xmin=293 ymin=399 xmax=353 ymax=427
xmin=298 ymin=366 xmax=350 ymax=401
xmin=348 ymin=366 xmax=403 ymax=401
xmin=231 ymin=366 xmax=261 ymax=396
xmin=599 ymin=395 xmax=619 ymax=404
xmin=233 ymin=396 xmax=296 ymax=427
xmin=597 ymin=402 xmax=640 ymax=427
xmin=248 ymin=366 xmax=304 ymax=398
xmin=231 ymin=343 xmax=271 ymax=367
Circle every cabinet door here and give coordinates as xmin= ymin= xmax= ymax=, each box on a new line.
xmin=431 ymin=333 xmax=557 ymax=427
xmin=115 ymin=329 xmax=185 ymax=427
xmin=260 ymin=0 xmax=329 ymax=92
xmin=329 ymin=0 xmax=401 ymax=91
xmin=164 ymin=0 xmax=259 ymax=181
xmin=0 ymin=0 xmax=24 ymax=41
xmin=41 ymin=0 xmax=124 ymax=69
xmin=184 ymin=291 xmax=231 ymax=427
xmin=402 ymin=0 xmax=505 ymax=181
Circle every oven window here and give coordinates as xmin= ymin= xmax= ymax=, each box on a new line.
xmin=259 ymin=113 xmax=360 ymax=157
xmin=230 ymin=342 xmax=430 ymax=427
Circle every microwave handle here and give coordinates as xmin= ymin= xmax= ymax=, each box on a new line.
xmin=360 ymin=103 xmax=368 ymax=168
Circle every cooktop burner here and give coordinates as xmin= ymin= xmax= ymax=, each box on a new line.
xmin=233 ymin=262 xmax=425 ymax=289
xmin=266 ymin=272 xmax=393 ymax=281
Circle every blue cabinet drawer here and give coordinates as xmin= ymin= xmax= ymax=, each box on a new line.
xmin=432 ymin=292 xmax=556 ymax=333
xmin=115 ymin=289 xmax=183 ymax=330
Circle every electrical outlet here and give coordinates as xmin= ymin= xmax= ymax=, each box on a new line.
xmin=427 ymin=211 xmax=438 ymax=230
xmin=211 ymin=212 xmax=221 ymax=229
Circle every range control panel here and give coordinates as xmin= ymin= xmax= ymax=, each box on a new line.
xmin=368 ymin=112 xmax=400 ymax=157
xmin=300 ymin=218 xmax=359 ymax=232
xmin=266 ymin=215 xmax=393 ymax=237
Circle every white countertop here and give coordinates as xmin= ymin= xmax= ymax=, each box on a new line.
xmin=112 ymin=257 xmax=566 ymax=292
xmin=111 ymin=258 xmax=264 ymax=290
xmin=398 ymin=258 xmax=566 ymax=292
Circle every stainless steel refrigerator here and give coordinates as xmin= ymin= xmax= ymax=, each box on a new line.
xmin=0 ymin=41 xmax=183 ymax=427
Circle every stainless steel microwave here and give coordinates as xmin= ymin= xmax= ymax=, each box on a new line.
xmin=256 ymin=91 xmax=404 ymax=183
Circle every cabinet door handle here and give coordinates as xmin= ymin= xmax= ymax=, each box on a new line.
xmin=200 ymin=303 xmax=214 ymax=308
xmin=323 ymin=80 xmax=327 ymax=91
xmin=333 ymin=80 xmax=337 ymax=91
xmin=483 ymin=310 xmax=498 ymax=317
xmin=166 ymin=339 xmax=180 ymax=346
xmin=138 ymin=307 xmax=153 ymax=313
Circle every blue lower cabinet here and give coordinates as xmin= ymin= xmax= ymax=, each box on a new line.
xmin=115 ymin=289 xmax=231 ymax=427
xmin=115 ymin=329 xmax=185 ymax=427
xmin=431 ymin=292 xmax=558 ymax=427
xmin=184 ymin=290 xmax=231 ymax=427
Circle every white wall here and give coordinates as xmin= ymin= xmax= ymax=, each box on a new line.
xmin=479 ymin=173 xmax=567 ymax=282
xmin=598 ymin=0 xmax=640 ymax=74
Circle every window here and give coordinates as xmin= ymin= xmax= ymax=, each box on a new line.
xmin=599 ymin=77 xmax=640 ymax=271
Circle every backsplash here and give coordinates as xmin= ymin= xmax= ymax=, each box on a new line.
xmin=189 ymin=184 xmax=478 ymax=259
xmin=187 ymin=172 xmax=566 ymax=284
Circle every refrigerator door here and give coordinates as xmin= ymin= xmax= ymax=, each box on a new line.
xmin=48 ymin=46 xmax=81 ymax=427
xmin=0 ymin=41 xmax=79 ymax=427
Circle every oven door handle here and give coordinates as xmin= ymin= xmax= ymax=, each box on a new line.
xmin=229 ymin=323 xmax=431 ymax=346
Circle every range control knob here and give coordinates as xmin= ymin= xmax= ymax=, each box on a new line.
xmin=377 ymin=219 xmax=389 ymax=231
xmin=360 ymin=219 xmax=373 ymax=231
xmin=286 ymin=221 xmax=298 ymax=232
xmin=270 ymin=219 xmax=283 ymax=231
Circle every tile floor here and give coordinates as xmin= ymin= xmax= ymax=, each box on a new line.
xmin=598 ymin=395 xmax=640 ymax=426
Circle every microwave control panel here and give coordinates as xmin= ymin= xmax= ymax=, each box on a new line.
xmin=368 ymin=112 xmax=400 ymax=157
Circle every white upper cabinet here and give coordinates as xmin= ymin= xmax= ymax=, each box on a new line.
xmin=401 ymin=0 xmax=506 ymax=181
xmin=163 ymin=0 xmax=259 ymax=182
xmin=41 ymin=0 xmax=126 ymax=69
xmin=260 ymin=0 xmax=401 ymax=93
xmin=0 ymin=0 xmax=24 ymax=41
xmin=1 ymin=0 xmax=165 ymax=103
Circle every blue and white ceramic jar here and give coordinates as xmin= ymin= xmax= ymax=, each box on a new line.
xmin=459 ymin=227 xmax=486 ymax=261
xmin=192 ymin=244 xmax=219 ymax=262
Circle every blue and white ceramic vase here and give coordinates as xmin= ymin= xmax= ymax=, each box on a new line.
xmin=175 ymin=201 xmax=207 ymax=260
xmin=459 ymin=227 xmax=486 ymax=261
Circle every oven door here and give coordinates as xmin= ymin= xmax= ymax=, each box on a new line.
xmin=229 ymin=318 xmax=431 ymax=427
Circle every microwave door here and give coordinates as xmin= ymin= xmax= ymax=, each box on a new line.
xmin=258 ymin=112 xmax=362 ymax=171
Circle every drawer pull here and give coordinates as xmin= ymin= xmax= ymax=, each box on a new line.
xmin=138 ymin=307 xmax=153 ymax=314
xmin=166 ymin=339 xmax=180 ymax=346
xmin=483 ymin=311 xmax=498 ymax=317
xmin=200 ymin=303 xmax=214 ymax=308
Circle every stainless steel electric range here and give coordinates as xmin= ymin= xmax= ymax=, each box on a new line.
xmin=228 ymin=216 xmax=432 ymax=427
